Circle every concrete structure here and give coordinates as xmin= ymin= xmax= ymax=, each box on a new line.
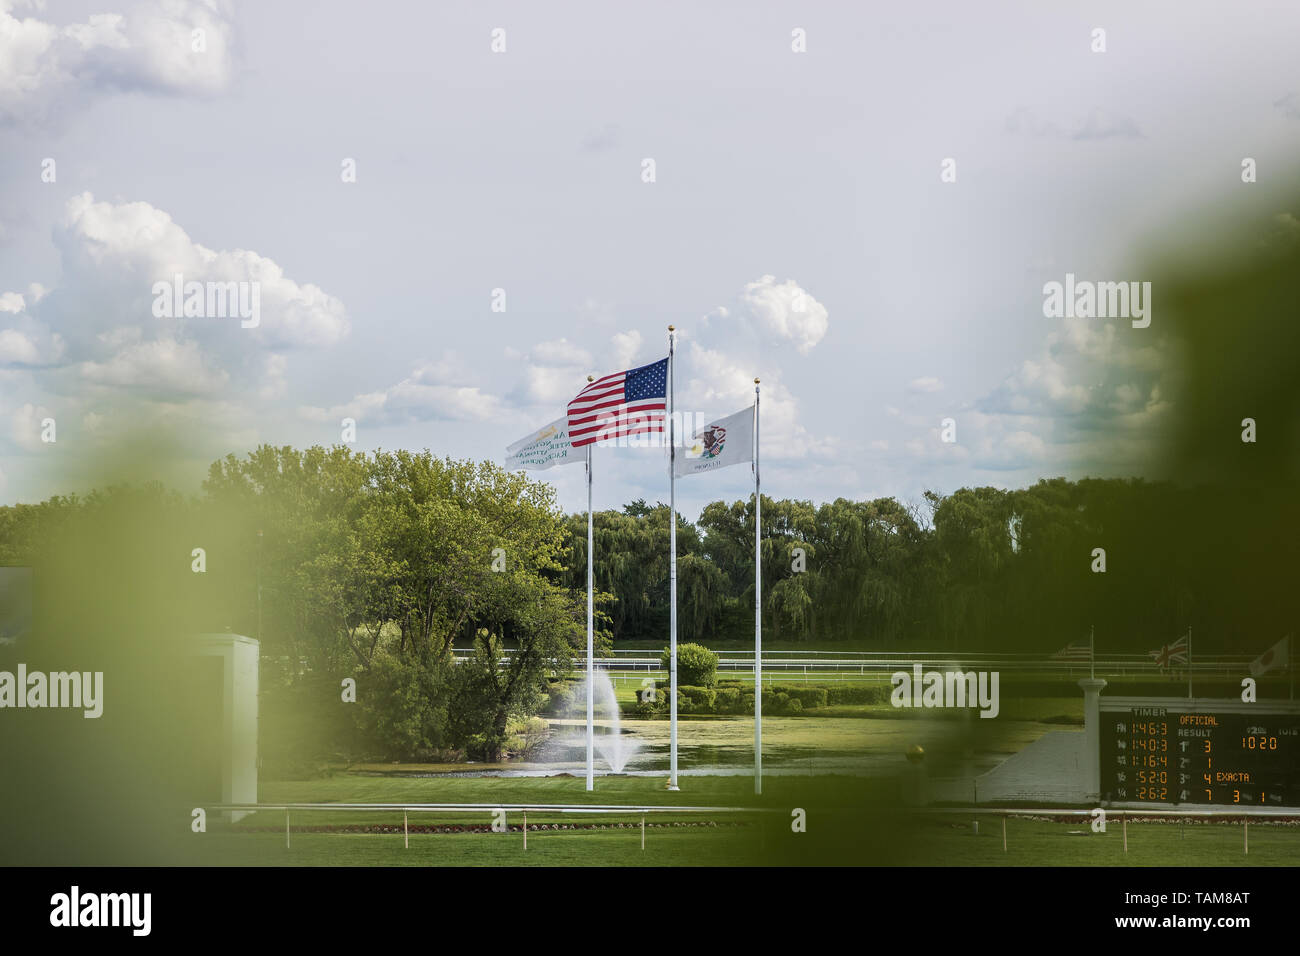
xmin=193 ymin=633 xmax=259 ymax=820
xmin=926 ymin=678 xmax=1106 ymax=805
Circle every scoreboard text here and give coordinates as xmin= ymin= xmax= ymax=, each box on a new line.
xmin=1099 ymin=698 xmax=1300 ymax=807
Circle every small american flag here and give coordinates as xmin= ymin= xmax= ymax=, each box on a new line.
xmin=1149 ymin=635 xmax=1188 ymax=670
xmin=1052 ymin=641 xmax=1091 ymax=661
xmin=567 ymin=357 xmax=668 ymax=448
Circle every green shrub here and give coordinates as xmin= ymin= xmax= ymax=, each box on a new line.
xmin=781 ymin=687 xmax=827 ymax=709
xmin=825 ymin=684 xmax=892 ymax=705
xmin=351 ymin=654 xmax=452 ymax=760
xmin=680 ymin=685 xmax=717 ymax=711
xmin=714 ymin=687 xmax=741 ymax=713
xmin=633 ymin=686 xmax=668 ymax=717
xmin=544 ymin=681 xmax=577 ymax=715
xmin=661 ymin=643 xmax=720 ymax=687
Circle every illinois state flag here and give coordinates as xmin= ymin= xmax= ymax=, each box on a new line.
xmin=1249 ymin=635 xmax=1289 ymax=677
xmin=675 ymin=405 xmax=753 ymax=477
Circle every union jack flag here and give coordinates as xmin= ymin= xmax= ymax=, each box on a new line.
xmin=1149 ymin=635 xmax=1188 ymax=670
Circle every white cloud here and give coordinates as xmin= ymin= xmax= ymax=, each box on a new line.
xmin=704 ymin=275 xmax=828 ymax=355
xmin=966 ymin=312 xmax=1172 ymax=473
xmin=0 ymin=290 xmax=65 ymax=365
xmin=0 ymin=328 xmax=42 ymax=364
xmin=684 ymin=342 xmax=833 ymax=460
xmin=9 ymin=401 xmax=54 ymax=452
xmin=0 ymin=0 xmax=236 ymax=125
xmin=608 ymin=330 xmax=642 ymax=371
xmin=55 ymin=192 xmax=349 ymax=350
xmin=79 ymin=335 xmax=229 ymax=394
xmin=300 ymin=354 xmax=508 ymax=427
xmin=908 ymin=376 xmax=944 ymax=393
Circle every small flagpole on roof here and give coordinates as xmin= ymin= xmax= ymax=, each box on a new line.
xmin=1187 ymin=627 xmax=1192 ymax=700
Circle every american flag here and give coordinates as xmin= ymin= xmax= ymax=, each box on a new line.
xmin=1051 ymin=641 xmax=1091 ymax=662
xmin=1149 ymin=635 xmax=1188 ymax=670
xmin=567 ymin=357 xmax=668 ymax=448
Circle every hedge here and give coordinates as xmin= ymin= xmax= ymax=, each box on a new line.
xmin=626 ymin=680 xmax=892 ymax=716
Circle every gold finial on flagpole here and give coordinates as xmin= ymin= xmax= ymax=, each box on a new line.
xmin=668 ymin=324 xmax=675 ymax=332
xmin=587 ymin=375 xmax=593 ymax=382
xmin=755 ymin=377 xmax=760 ymax=384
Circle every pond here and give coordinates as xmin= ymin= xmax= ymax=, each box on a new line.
xmin=355 ymin=714 xmax=1061 ymax=780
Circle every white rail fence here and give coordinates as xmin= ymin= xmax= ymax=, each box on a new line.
xmin=213 ymin=802 xmax=777 ymax=851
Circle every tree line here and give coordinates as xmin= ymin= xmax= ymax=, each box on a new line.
xmin=2 ymin=446 xmax=1293 ymax=766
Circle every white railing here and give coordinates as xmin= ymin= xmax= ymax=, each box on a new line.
xmin=211 ymin=801 xmax=775 ymax=850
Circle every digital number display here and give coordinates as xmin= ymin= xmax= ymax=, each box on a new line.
xmin=1099 ymin=699 xmax=1300 ymax=806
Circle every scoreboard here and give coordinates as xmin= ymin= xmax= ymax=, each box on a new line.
xmin=1099 ymin=697 xmax=1300 ymax=808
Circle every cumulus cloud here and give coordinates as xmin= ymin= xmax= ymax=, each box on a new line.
xmin=299 ymin=354 xmax=509 ymax=427
xmin=703 ymin=275 xmax=828 ymax=355
xmin=8 ymin=401 xmax=55 ymax=452
xmin=681 ymin=342 xmax=834 ymax=462
xmin=908 ymin=376 xmax=944 ymax=393
xmin=506 ymin=331 xmax=648 ymax=409
xmin=964 ymin=313 xmax=1172 ymax=472
xmin=79 ymin=334 xmax=229 ymax=395
xmin=54 ymin=192 xmax=349 ymax=350
xmin=0 ymin=289 xmax=64 ymax=366
xmin=0 ymin=0 xmax=236 ymax=125
xmin=1 ymin=192 xmax=351 ymax=473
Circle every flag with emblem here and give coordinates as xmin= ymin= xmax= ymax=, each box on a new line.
xmin=1250 ymin=635 xmax=1290 ymax=678
xmin=675 ymin=405 xmax=754 ymax=477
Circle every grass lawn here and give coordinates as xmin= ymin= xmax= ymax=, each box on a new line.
xmin=197 ymin=774 xmax=1300 ymax=867
xmin=905 ymin=815 xmax=1300 ymax=867
xmin=206 ymin=828 xmax=761 ymax=867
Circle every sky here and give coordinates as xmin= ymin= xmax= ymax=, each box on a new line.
xmin=2 ymin=0 xmax=1299 ymax=520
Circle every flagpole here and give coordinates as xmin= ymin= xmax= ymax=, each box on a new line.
xmin=1187 ymin=627 xmax=1192 ymax=700
xmin=1089 ymin=624 xmax=1094 ymax=681
xmin=667 ymin=326 xmax=679 ymax=791
xmin=754 ymin=378 xmax=762 ymax=795
xmin=586 ymin=422 xmax=595 ymax=792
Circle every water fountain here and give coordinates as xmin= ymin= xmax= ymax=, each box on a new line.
xmin=578 ymin=668 xmax=643 ymax=773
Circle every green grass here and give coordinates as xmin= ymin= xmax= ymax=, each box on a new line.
xmin=905 ymin=816 xmax=1300 ymax=867
xmin=206 ymin=828 xmax=760 ymax=866
xmin=199 ymin=774 xmax=1300 ymax=866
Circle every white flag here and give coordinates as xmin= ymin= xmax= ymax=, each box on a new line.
xmin=675 ymin=405 xmax=753 ymax=478
xmin=505 ymin=416 xmax=583 ymax=471
xmin=1249 ymin=635 xmax=1289 ymax=677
